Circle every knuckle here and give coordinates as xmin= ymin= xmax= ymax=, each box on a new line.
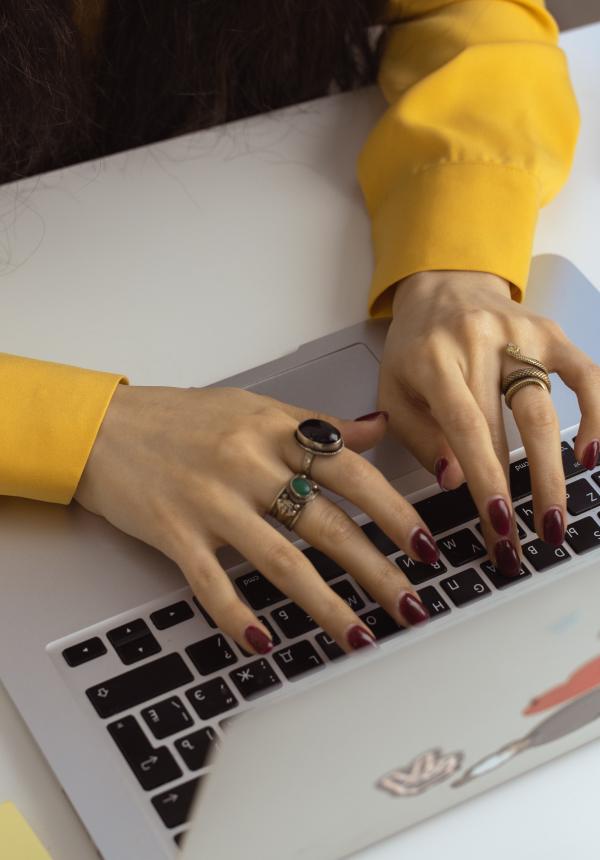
xmin=455 ymin=307 xmax=497 ymax=337
xmin=540 ymin=317 xmax=567 ymax=342
xmin=518 ymin=398 xmax=557 ymax=431
xmin=317 ymin=505 xmax=358 ymax=547
xmin=442 ymin=404 xmax=482 ymax=435
xmin=340 ymin=452 xmax=373 ymax=486
xmin=262 ymin=540 xmax=300 ymax=580
xmin=213 ymin=428 xmax=259 ymax=472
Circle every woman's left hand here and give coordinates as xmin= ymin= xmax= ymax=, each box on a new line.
xmin=378 ymin=269 xmax=600 ymax=577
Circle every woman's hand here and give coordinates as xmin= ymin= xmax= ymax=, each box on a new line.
xmin=379 ymin=269 xmax=600 ymax=576
xmin=74 ymin=385 xmax=438 ymax=657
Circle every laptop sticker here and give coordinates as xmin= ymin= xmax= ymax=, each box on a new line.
xmin=451 ymin=653 xmax=600 ymax=788
xmin=376 ymin=748 xmax=463 ymax=797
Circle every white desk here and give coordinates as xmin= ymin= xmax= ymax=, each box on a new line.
xmin=1 ymin=21 xmax=599 ymax=860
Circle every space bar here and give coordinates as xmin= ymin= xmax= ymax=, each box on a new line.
xmin=86 ymin=653 xmax=194 ymax=718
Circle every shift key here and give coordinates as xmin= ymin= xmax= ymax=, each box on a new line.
xmin=86 ymin=653 xmax=193 ymax=718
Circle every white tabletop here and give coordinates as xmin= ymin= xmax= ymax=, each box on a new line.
xmin=1 ymin=20 xmax=599 ymax=860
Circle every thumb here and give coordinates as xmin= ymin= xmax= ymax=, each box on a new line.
xmin=274 ymin=401 xmax=389 ymax=454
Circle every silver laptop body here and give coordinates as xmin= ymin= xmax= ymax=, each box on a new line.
xmin=2 ymin=254 xmax=600 ymax=859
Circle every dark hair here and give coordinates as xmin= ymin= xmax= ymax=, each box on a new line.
xmin=0 ymin=0 xmax=380 ymax=184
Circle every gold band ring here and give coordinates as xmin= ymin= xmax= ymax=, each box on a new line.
xmin=501 ymin=367 xmax=551 ymax=396
xmin=504 ymin=378 xmax=549 ymax=410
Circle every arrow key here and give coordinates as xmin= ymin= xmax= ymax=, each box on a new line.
xmin=108 ymin=715 xmax=182 ymax=790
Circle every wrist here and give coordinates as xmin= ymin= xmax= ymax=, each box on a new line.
xmin=392 ymin=270 xmax=512 ymax=315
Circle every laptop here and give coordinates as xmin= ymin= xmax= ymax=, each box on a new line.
xmin=2 ymin=231 xmax=600 ymax=857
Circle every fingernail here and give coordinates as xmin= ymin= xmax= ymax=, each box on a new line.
xmin=244 ymin=625 xmax=273 ymax=654
xmin=488 ymin=496 xmax=511 ymax=536
xmin=543 ymin=506 xmax=564 ymax=547
xmin=355 ymin=410 xmax=389 ymax=422
xmin=346 ymin=625 xmax=377 ymax=650
xmin=434 ymin=457 xmax=449 ymax=491
xmin=494 ymin=539 xmax=521 ymax=578
xmin=399 ymin=592 xmax=430 ymax=625
xmin=581 ymin=439 xmax=600 ymax=470
xmin=410 ymin=527 xmax=439 ymax=564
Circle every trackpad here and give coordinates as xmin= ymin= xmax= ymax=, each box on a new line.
xmin=246 ymin=343 xmax=421 ymax=482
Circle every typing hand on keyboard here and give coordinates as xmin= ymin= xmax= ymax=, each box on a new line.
xmin=73 ymin=384 xmax=440 ymax=660
xmin=380 ymin=269 xmax=600 ymax=576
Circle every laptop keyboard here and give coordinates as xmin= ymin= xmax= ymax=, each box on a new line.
xmin=48 ymin=433 xmax=600 ymax=850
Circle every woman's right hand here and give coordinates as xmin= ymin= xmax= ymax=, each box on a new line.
xmin=74 ymin=384 xmax=437 ymax=657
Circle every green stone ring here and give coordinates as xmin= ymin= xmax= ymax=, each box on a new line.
xmin=269 ymin=473 xmax=320 ymax=531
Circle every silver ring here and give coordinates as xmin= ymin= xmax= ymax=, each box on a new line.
xmin=269 ymin=474 xmax=320 ymax=531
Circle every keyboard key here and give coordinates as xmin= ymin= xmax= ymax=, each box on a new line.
xmin=510 ymin=457 xmax=531 ymax=501
xmin=152 ymin=778 xmax=201 ymax=829
xmin=303 ymin=547 xmax=344 ymax=582
xmin=273 ymin=641 xmax=324 ymax=680
xmin=361 ymin=521 xmax=398 ymax=556
xmin=515 ymin=502 xmax=535 ymax=532
xmin=271 ymin=602 xmax=317 ymax=638
xmin=565 ymin=517 xmax=600 ymax=555
xmin=107 ymin=619 xmax=161 ymax=665
xmin=593 ymin=471 xmax=600 ymax=490
xmin=235 ymin=571 xmax=285 ymax=610
xmin=186 ymin=634 xmax=238 ymax=676
xmin=416 ymin=586 xmax=450 ymax=618
xmin=480 ymin=560 xmax=531 ymax=589
xmin=315 ymin=632 xmax=344 ymax=661
xmin=414 ymin=484 xmax=477 ymax=535
xmin=229 ymin=658 xmax=282 ymax=700
xmin=186 ymin=678 xmax=238 ymax=720
xmin=151 ymin=601 xmax=194 ymax=630
xmin=141 ymin=696 xmax=194 ymax=740
xmin=440 ymin=569 xmax=491 ymax=607
xmin=62 ymin=637 xmax=107 ymax=667
xmin=86 ymin=654 xmax=194 ymax=718
xmin=437 ymin=529 xmax=486 ymax=567
xmin=395 ymin=555 xmax=446 ymax=586
xmin=330 ymin=579 xmax=365 ymax=612
xmin=358 ymin=607 xmax=405 ymax=640
xmin=107 ymin=715 xmax=182 ymax=790
xmin=476 ymin=520 xmax=526 ymax=540
xmin=522 ymin=539 xmax=570 ymax=571
xmin=562 ymin=441 xmax=586 ymax=479
xmin=192 ymin=597 xmax=217 ymax=628
xmin=175 ymin=727 xmax=219 ymax=771
xmin=118 ymin=635 xmax=162 ymax=666
xmin=107 ymin=619 xmax=150 ymax=649
xmin=566 ymin=479 xmax=600 ymax=516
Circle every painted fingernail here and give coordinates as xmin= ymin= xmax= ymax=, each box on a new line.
xmin=346 ymin=625 xmax=377 ymax=650
xmin=494 ymin=539 xmax=521 ymax=578
xmin=244 ymin=625 xmax=273 ymax=654
xmin=488 ymin=496 xmax=511 ymax=536
xmin=581 ymin=439 xmax=600 ymax=470
xmin=410 ymin=527 xmax=439 ymax=564
xmin=434 ymin=457 xmax=449 ymax=491
xmin=399 ymin=592 xmax=430 ymax=625
xmin=543 ymin=506 xmax=564 ymax=547
xmin=355 ymin=410 xmax=389 ymax=422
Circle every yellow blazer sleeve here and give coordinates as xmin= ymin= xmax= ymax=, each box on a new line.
xmin=0 ymin=353 xmax=128 ymax=505
xmin=358 ymin=0 xmax=580 ymax=317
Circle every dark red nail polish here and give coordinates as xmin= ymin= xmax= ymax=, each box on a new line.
xmin=244 ymin=625 xmax=273 ymax=654
xmin=581 ymin=439 xmax=600 ymax=470
xmin=346 ymin=625 xmax=377 ymax=650
xmin=434 ymin=457 xmax=448 ymax=490
xmin=411 ymin=528 xmax=439 ymax=564
xmin=355 ymin=410 xmax=389 ymax=422
xmin=494 ymin=539 xmax=521 ymax=578
xmin=488 ymin=497 xmax=511 ymax=536
xmin=543 ymin=507 xmax=564 ymax=547
xmin=399 ymin=592 xmax=430 ymax=625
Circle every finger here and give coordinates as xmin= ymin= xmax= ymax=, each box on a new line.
xmin=264 ymin=397 xmax=388 ymax=454
xmin=280 ymin=432 xmax=441 ymax=569
xmin=510 ymin=382 xmax=566 ymax=546
xmin=552 ymin=339 xmax=600 ymax=471
xmin=427 ymin=373 xmax=521 ymax=577
xmin=219 ymin=501 xmax=379 ymax=654
xmin=293 ymin=492 xmax=431 ymax=628
xmin=173 ymin=541 xmax=277 ymax=657
xmin=380 ymin=379 xmax=466 ymax=490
